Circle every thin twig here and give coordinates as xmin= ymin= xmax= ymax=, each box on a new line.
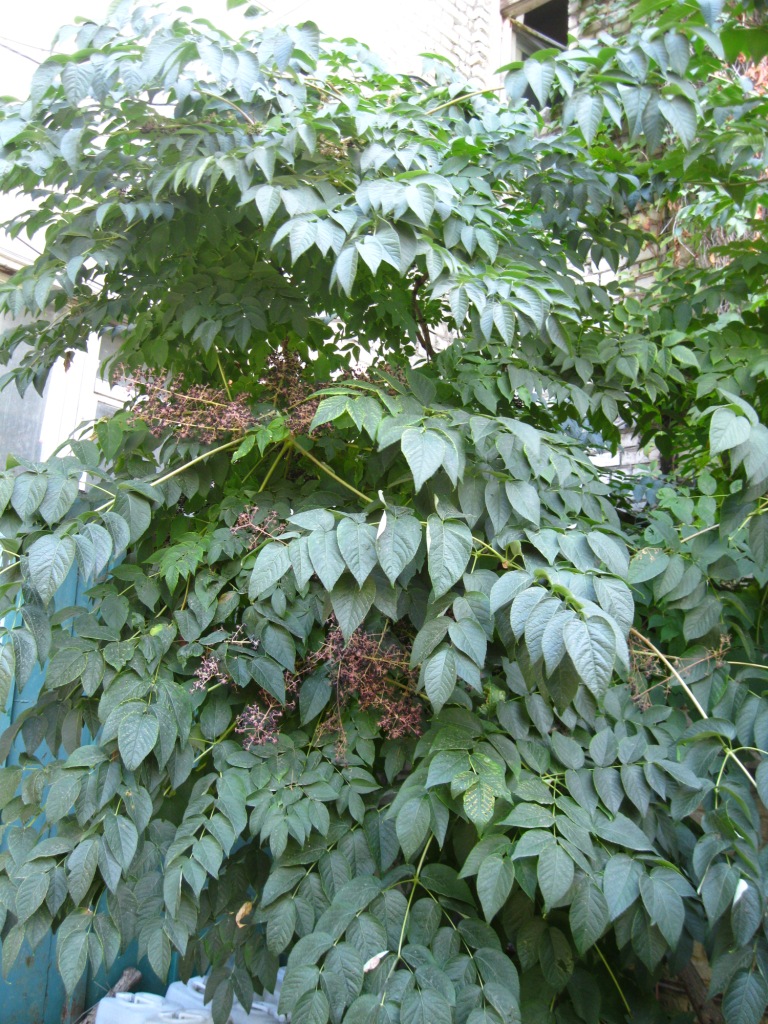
xmin=93 ymin=438 xmax=241 ymax=514
xmin=630 ymin=628 xmax=757 ymax=788
xmin=289 ymin=440 xmax=373 ymax=504
xmin=425 ymin=84 xmax=506 ymax=116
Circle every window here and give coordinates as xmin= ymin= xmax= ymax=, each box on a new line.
xmin=502 ymin=0 xmax=569 ymax=61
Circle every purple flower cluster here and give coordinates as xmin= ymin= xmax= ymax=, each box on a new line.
xmin=125 ymin=369 xmax=255 ymax=443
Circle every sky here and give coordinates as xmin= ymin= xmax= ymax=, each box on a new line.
xmin=0 ymin=0 xmax=418 ymax=99
xmin=0 ymin=0 xmax=437 ymax=265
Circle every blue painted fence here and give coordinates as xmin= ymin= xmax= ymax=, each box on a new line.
xmin=0 ymin=570 xmax=170 ymax=1023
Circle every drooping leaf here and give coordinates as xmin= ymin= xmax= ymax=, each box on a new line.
xmin=27 ymin=535 xmax=76 ymax=605
xmin=426 ymin=516 xmax=472 ymax=598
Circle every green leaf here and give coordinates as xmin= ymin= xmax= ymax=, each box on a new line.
xmin=11 ymin=472 xmax=47 ymax=520
xmin=27 ymin=535 xmax=76 ymax=605
xmin=594 ymin=813 xmax=652 ymax=851
xmin=300 ymin=669 xmax=331 ymax=724
xmin=114 ymin=490 xmax=152 ymax=542
xmin=710 ymin=407 xmax=751 ymax=455
xmin=336 ymin=519 xmax=377 ymax=586
xmin=524 ymin=57 xmax=555 ymax=106
xmin=603 ymin=851 xmax=641 ymax=921
xmin=410 ymin=617 xmax=450 ymax=668
xmin=401 ymin=989 xmax=452 ymax=1024
xmin=293 ymin=989 xmax=330 ymax=1024
xmin=537 ymin=842 xmax=574 ymax=907
xmin=39 ymin=476 xmax=78 ymax=525
xmin=375 ymin=512 xmax=421 ymax=585
xmin=56 ymin=916 xmax=89 ymax=994
xmin=104 ymin=814 xmax=139 ymax=870
xmin=426 ymin=516 xmax=472 ymax=598
xmin=117 ymin=707 xmax=159 ymax=771
xmin=628 ymin=548 xmax=669 ymax=583
xmin=569 ymin=877 xmax=609 ymax=952
xmin=563 ymin=617 xmax=615 ymax=696
xmin=448 ymin=618 xmax=487 ymax=667
xmin=489 ymin=571 xmax=532 ymax=613
xmin=683 ymin=595 xmax=721 ymax=641
xmin=308 ymin=529 xmax=345 ymax=591
xmin=723 ymin=971 xmax=768 ymax=1024
xmin=278 ymin=965 xmax=321 ymax=1016
xmin=75 ymin=523 xmax=113 ymax=580
xmin=505 ymin=480 xmax=540 ymax=528
xmin=658 ymin=96 xmax=696 ymax=148
xmin=15 ymin=873 xmax=49 ymax=924
xmin=639 ymin=872 xmax=684 ymax=946
xmin=463 ymin=781 xmax=496 ymax=829
xmin=401 ymin=429 xmax=445 ymax=492
xmin=267 ymin=897 xmax=297 ymax=954
xmin=476 ymin=855 xmax=515 ymax=921
xmin=701 ymin=862 xmax=739 ymax=924
xmin=574 ymin=91 xmax=604 ymax=144
xmin=330 ymin=576 xmax=375 ymax=640
xmin=249 ymin=542 xmax=291 ymax=600
xmin=423 ymin=646 xmax=457 ymax=713
xmin=10 ymin=628 xmax=37 ymax=689
xmin=101 ymin=511 xmax=130 ymax=558
xmin=324 ymin=943 xmax=364 ymax=1006
xmin=396 ymin=796 xmax=430 ymax=860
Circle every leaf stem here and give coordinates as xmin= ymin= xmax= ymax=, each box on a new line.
xmin=289 ymin=440 xmax=373 ymax=504
xmin=93 ymin=439 xmax=241 ymax=514
xmin=198 ymin=89 xmax=256 ymax=125
xmin=595 ymin=942 xmax=631 ymax=1015
xmin=630 ymin=627 xmax=757 ymax=789
xmin=216 ymin=356 xmax=233 ymax=402
xmin=258 ymin=441 xmax=289 ymax=493
xmin=381 ymin=836 xmax=433 ymax=1004
xmin=425 ymin=85 xmax=505 ymax=115
xmin=679 ymin=523 xmax=719 ymax=543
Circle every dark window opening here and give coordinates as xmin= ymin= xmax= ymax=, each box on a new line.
xmin=523 ymin=0 xmax=568 ymax=46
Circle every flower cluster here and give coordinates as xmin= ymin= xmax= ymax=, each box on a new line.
xmin=261 ymin=349 xmax=323 ymax=434
xmin=230 ymin=505 xmax=284 ymax=549
xmin=193 ymin=654 xmax=229 ymax=692
xmin=291 ymin=624 xmax=423 ymax=744
xmin=235 ymin=698 xmax=283 ymax=747
xmin=235 ymin=674 xmax=298 ymax=748
xmin=125 ymin=369 xmax=255 ymax=442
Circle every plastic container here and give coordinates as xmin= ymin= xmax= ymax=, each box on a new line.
xmin=164 ymin=979 xmax=209 ymax=1013
xmin=165 ymin=973 xmax=286 ymax=1023
xmin=145 ymin=1012 xmax=212 ymax=1024
xmin=95 ymin=992 xmax=168 ymax=1024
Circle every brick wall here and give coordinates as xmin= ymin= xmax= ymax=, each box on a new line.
xmin=568 ymin=0 xmax=630 ymax=38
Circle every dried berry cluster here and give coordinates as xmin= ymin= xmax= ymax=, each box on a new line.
xmin=236 ymin=675 xmax=298 ymax=748
xmin=296 ymin=624 xmax=423 ymax=743
xmin=261 ymin=349 xmax=323 ymax=434
xmin=126 ymin=369 xmax=255 ymax=442
xmin=230 ymin=506 xmax=285 ymax=549
xmin=193 ymin=653 xmax=229 ymax=693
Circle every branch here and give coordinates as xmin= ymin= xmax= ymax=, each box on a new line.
xmin=630 ymin=628 xmax=757 ymax=789
xmin=412 ymin=275 xmax=435 ymax=359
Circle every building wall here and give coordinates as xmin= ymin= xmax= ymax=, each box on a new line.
xmin=264 ymin=0 xmax=507 ymax=84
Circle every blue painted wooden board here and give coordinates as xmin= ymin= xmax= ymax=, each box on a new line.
xmin=0 ymin=569 xmax=90 ymax=1023
xmin=0 ymin=568 xmax=174 ymax=1022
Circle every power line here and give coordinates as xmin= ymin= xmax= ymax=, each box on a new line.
xmin=0 ymin=34 xmax=51 ymax=53
xmin=0 ymin=41 xmax=41 ymax=65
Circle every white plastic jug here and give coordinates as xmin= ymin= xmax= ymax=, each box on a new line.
xmin=145 ymin=1012 xmax=212 ymax=1024
xmin=95 ymin=992 xmax=167 ymax=1024
xmin=165 ymin=974 xmax=286 ymax=1023
xmin=164 ymin=978 xmax=209 ymax=1012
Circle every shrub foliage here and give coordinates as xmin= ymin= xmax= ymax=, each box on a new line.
xmin=1 ymin=2 xmax=768 ymax=1022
